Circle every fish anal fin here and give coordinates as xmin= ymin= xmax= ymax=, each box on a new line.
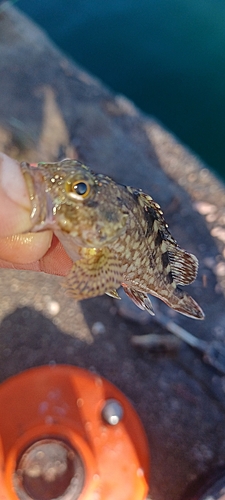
xmin=63 ymin=248 xmax=122 ymax=300
xmin=122 ymin=285 xmax=155 ymax=316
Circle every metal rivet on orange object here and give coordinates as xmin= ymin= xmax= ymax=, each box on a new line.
xmin=0 ymin=365 xmax=150 ymax=500
xmin=101 ymin=398 xmax=124 ymax=425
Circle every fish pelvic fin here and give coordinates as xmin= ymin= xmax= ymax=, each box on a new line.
xmin=63 ymin=247 xmax=122 ymax=300
xmin=105 ymin=289 xmax=121 ymax=299
xmin=122 ymin=285 xmax=155 ymax=316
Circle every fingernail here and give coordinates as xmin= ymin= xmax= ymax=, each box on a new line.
xmin=0 ymin=153 xmax=31 ymax=209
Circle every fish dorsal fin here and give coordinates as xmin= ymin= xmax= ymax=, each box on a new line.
xmin=167 ymin=245 xmax=198 ymax=285
xmin=129 ymin=189 xmax=177 ymax=243
xmin=63 ymin=247 xmax=122 ymax=300
xmin=132 ymin=190 xmax=199 ymax=286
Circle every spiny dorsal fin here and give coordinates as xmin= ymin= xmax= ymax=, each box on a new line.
xmin=129 ymin=188 xmax=177 ymax=244
xmin=63 ymin=247 xmax=122 ymax=300
xmin=132 ymin=190 xmax=199 ymax=287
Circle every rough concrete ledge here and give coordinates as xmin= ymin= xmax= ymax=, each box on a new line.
xmin=1 ymin=6 xmax=225 ymax=500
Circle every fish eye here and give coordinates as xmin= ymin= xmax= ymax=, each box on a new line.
xmin=73 ymin=181 xmax=89 ymax=196
xmin=65 ymin=179 xmax=91 ymax=199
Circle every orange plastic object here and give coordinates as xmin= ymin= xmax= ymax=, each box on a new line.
xmin=0 ymin=365 xmax=150 ymax=500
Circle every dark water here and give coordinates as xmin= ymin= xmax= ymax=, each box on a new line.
xmin=17 ymin=0 xmax=225 ymax=180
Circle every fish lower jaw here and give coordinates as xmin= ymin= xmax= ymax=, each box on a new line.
xmin=21 ymin=164 xmax=55 ymax=231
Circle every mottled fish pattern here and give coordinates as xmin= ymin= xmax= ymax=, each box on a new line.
xmin=21 ymin=159 xmax=204 ymax=319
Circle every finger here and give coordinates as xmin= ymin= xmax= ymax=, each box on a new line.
xmin=0 ymin=231 xmax=53 ymax=264
xmin=0 ymin=153 xmax=32 ymax=237
xmin=0 ymin=235 xmax=72 ymax=276
xmin=38 ymin=235 xmax=72 ymax=276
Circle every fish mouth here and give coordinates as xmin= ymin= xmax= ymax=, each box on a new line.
xmin=21 ymin=162 xmax=55 ymax=232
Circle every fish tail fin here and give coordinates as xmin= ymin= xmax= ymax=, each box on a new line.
xmin=169 ymin=288 xmax=204 ymax=320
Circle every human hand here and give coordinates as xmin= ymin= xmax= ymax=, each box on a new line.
xmin=0 ymin=153 xmax=72 ymax=275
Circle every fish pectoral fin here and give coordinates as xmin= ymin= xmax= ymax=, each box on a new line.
xmin=122 ymin=285 xmax=155 ymax=316
xmin=63 ymin=248 xmax=122 ymax=300
xmin=168 ymin=245 xmax=198 ymax=285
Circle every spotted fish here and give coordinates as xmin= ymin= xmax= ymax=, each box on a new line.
xmin=21 ymin=159 xmax=204 ymax=319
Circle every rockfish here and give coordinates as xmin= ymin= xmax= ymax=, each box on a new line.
xmin=21 ymin=159 xmax=204 ymax=319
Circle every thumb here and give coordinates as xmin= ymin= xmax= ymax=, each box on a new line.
xmin=0 ymin=153 xmax=32 ymax=237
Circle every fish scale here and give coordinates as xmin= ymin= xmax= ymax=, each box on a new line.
xmin=21 ymin=159 xmax=204 ymax=320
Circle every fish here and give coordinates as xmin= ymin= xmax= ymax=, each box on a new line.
xmin=21 ymin=158 xmax=204 ymax=320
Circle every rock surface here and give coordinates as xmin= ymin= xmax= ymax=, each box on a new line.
xmin=1 ymin=6 xmax=225 ymax=500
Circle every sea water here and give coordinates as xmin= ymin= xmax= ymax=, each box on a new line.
xmin=18 ymin=0 xmax=225 ymax=179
